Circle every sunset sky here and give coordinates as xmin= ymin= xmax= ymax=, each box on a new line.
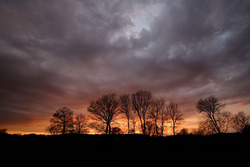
xmin=1 ymin=0 xmax=250 ymax=134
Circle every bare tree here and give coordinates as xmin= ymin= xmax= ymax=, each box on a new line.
xmin=199 ymin=111 xmax=232 ymax=134
xmin=232 ymin=111 xmax=250 ymax=133
xmin=145 ymin=121 xmax=154 ymax=136
xmin=159 ymin=99 xmax=168 ymax=136
xmin=160 ymin=110 xmax=168 ymax=136
xmin=87 ymin=93 xmax=119 ymax=134
xmin=191 ymin=124 xmax=210 ymax=136
xmin=0 ymin=128 xmax=8 ymax=134
xmin=48 ymin=107 xmax=74 ymax=135
xmin=217 ymin=111 xmax=232 ymax=133
xmin=74 ymin=113 xmax=88 ymax=134
xmin=89 ymin=122 xmax=106 ymax=134
xmin=119 ymin=94 xmax=132 ymax=134
xmin=132 ymin=90 xmax=152 ymax=135
xmin=149 ymin=98 xmax=165 ymax=136
xmin=130 ymin=110 xmax=137 ymax=134
xmin=196 ymin=96 xmax=225 ymax=134
xmin=47 ymin=124 xmax=61 ymax=135
xmin=167 ymin=102 xmax=183 ymax=135
xmin=199 ymin=118 xmax=218 ymax=135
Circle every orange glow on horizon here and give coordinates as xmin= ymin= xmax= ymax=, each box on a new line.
xmin=3 ymin=103 xmax=249 ymax=135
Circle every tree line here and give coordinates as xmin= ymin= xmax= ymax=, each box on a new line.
xmin=196 ymin=96 xmax=250 ymax=135
xmin=47 ymin=90 xmax=250 ymax=136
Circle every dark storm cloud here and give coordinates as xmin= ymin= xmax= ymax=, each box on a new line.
xmin=0 ymin=0 xmax=155 ymax=126
xmin=139 ymin=0 xmax=250 ymax=98
xmin=0 ymin=0 xmax=250 ymax=128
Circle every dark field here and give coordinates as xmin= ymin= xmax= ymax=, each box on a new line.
xmin=1 ymin=133 xmax=249 ymax=166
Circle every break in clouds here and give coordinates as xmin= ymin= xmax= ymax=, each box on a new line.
xmin=0 ymin=0 xmax=250 ymax=129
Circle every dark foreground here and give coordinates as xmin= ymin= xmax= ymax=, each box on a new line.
xmin=1 ymin=133 xmax=250 ymax=166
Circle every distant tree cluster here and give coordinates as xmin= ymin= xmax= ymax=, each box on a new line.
xmin=94 ymin=91 xmax=184 ymax=135
xmin=47 ymin=92 xmax=250 ymax=136
xmin=196 ymin=96 xmax=250 ymax=135
xmin=0 ymin=128 xmax=8 ymax=134
xmin=87 ymin=90 xmax=184 ymax=135
xmin=47 ymin=107 xmax=88 ymax=135
xmin=48 ymin=90 xmax=184 ymax=135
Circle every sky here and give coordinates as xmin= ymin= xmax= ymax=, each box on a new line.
xmin=1 ymin=0 xmax=250 ymax=134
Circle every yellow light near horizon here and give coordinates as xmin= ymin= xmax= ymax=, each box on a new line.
xmin=7 ymin=131 xmax=50 ymax=135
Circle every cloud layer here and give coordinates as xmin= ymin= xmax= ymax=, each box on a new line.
xmin=1 ymin=0 xmax=250 ymax=132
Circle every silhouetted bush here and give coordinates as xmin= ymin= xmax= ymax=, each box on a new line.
xmin=242 ymin=125 xmax=250 ymax=135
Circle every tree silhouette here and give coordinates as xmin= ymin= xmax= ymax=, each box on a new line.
xmin=160 ymin=99 xmax=168 ymax=136
xmin=217 ymin=111 xmax=232 ymax=133
xmin=119 ymin=94 xmax=132 ymax=134
xmin=74 ymin=113 xmax=88 ymax=134
xmin=88 ymin=93 xmax=119 ymax=134
xmin=89 ymin=122 xmax=106 ymax=134
xmin=149 ymin=98 xmax=166 ymax=136
xmin=177 ymin=128 xmax=189 ymax=135
xmin=145 ymin=121 xmax=154 ymax=135
xmin=0 ymin=128 xmax=8 ymax=134
xmin=167 ymin=101 xmax=183 ymax=135
xmin=47 ymin=124 xmax=61 ymax=135
xmin=196 ymin=96 xmax=225 ymax=134
xmin=232 ymin=111 xmax=250 ymax=133
xmin=48 ymin=107 xmax=74 ymax=135
xmin=130 ymin=109 xmax=137 ymax=134
xmin=132 ymin=90 xmax=152 ymax=135
xmin=111 ymin=127 xmax=123 ymax=134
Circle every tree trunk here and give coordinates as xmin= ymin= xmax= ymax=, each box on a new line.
xmin=108 ymin=123 xmax=111 ymax=134
xmin=155 ymin=119 xmax=158 ymax=137
xmin=62 ymin=120 xmax=66 ymax=135
xmin=173 ymin=121 xmax=175 ymax=136
xmin=105 ymin=123 xmax=109 ymax=135
xmin=143 ymin=118 xmax=146 ymax=135
xmin=161 ymin=120 xmax=164 ymax=136
xmin=127 ymin=117 xmax=130 ymax=134
xmin=78 ymin=125 xmax=81 ymax=134
xmin=132 ymin=120 xmax=136 ymax=134
xmin=209 ymin=113 xmax=221 ymax=134
xmin=211 ymin=115 xmax=221 ymax=134
xmin=138 ymin=114 xmax=144 ymax=135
